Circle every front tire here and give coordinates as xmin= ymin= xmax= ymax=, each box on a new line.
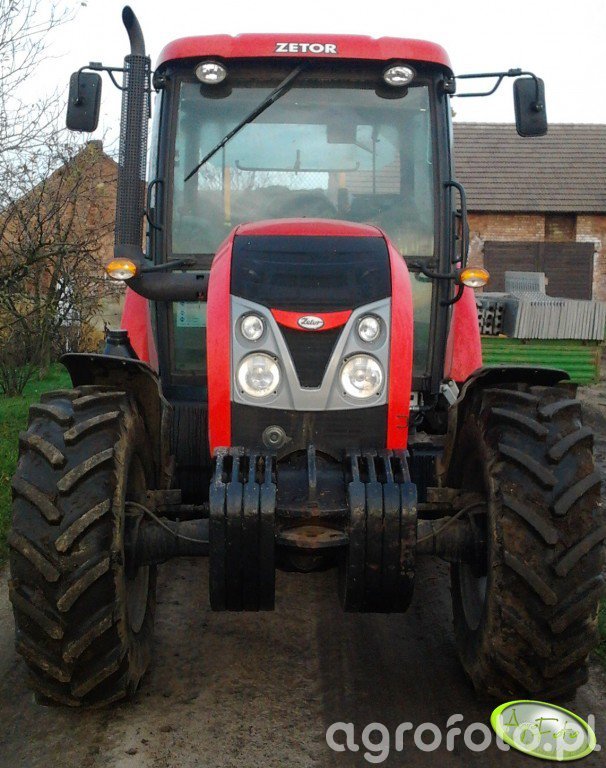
xmin=449 ymin=384 xmax=605 ymax=700
xmin=9 ymin=386 xmax=156 ymax=706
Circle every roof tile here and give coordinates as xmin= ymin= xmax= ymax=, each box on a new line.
xmin=453 ymin=123 xmax=606 ymax=213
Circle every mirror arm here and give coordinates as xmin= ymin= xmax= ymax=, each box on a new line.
xmin=441 ymin=283 xmax=466 ymax=307
xmin=453 ymin=68 xmax=542 ymax=107
xmin=454 ymin=72 xmax=508 ymax=98
xmin=409 ymin=263 xmax=457 ymax=280
xmin=139 ymin=259 xmax=195 ymax=274
xmin=408 ymin=264 xmax=467 ymax=307
xmin=77 ymin=62 xmax=154 ymax=95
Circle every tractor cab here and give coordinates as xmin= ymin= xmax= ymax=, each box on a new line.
xmin=155 ymin=36 xmax=448 ymax=398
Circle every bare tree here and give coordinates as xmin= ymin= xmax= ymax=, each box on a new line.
xmin=0 ymin=2 xmax=71 ymax=176
xmin=0 ymin=138 xmax=117 ymax=394
xmin=0 ymin=2 xmax=120 ymax=395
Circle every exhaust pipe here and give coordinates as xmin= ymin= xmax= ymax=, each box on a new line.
xmin=122 ymin=6 xmax=145 ymax=55
xmin=114 ymin=5 xmax=150 ymax=262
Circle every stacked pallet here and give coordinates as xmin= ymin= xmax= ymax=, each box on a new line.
xmin=476 ymin=272 xmax=606 ymax=341
xmin=511 ymin=296 xmax=606 ymax=340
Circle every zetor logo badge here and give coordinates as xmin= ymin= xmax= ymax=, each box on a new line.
xmin=297 ymin=315 xmax=325 ymax=330
xmin=275 ymin=42 xmax=338 ymax=54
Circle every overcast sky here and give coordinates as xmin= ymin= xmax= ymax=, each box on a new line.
xmin=44 ymin=0 xmax=606 ymax=144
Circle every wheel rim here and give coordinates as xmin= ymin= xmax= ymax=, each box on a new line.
xmin=457 ymin=451 xmax=489 ymax=633
xmin=126 ymin=566 xmax=150 ymax=634
xmin=459 ymin=565 xmax=487 ymax=631
xmin=125 ymin=455 xmax=150 ymax=635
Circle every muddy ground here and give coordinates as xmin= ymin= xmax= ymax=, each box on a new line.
xmin=1 ymin=379 xmax=605 ymax=768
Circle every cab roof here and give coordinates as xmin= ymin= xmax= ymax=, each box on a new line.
xmin=157 ymin=33 xmax=452 ymax=73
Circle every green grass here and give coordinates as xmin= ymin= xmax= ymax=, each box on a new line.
xmin=0 ymin=364 xmax=71 ymax=562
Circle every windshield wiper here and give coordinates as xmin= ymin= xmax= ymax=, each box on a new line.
xmin=184 ymin=64 xmax=306 ymax=183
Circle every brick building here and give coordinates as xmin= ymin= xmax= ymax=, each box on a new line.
xmin=454 ymin=123 xmax=606 ymax=300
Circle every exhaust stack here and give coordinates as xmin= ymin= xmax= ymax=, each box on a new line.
xmin=115 ymin=6 xmax=150 ymax=261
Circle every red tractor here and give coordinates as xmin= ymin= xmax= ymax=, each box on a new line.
xmin=9 ymin=6 xmax=604 ymax=706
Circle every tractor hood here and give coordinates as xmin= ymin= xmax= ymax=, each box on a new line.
xmin=205 ymin=218 xmax=414 ymax=455
xmin=235 ymin=218 xmax=383 ymax=239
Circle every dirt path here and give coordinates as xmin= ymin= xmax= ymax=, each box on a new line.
xmin=1 ymin=555 xmax=605 ymax=768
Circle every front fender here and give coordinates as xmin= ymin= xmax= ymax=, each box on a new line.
xmin=456 ymin=364 xmax=570 ymax=404
xmin=60 ymin=353 xmax=173 ymax=489
xmin=440 ymin=364 xmax=571 ymax=483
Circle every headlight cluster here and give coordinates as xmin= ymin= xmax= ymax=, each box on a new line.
xmin=236 ymin=311 xmax=384 ymax=401
xmin=345 ymin=315 xmax=384 ymax=398
xmin=237 ymin=353 xmax=280 ymax=398
xmin=237 ymin=314 xmax=278 ymax=398
xmin=340 ymin=355 xmax=384 ymax=399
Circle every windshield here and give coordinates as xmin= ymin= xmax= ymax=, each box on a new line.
xmin=169 ymin=63 xmax=436 ymax=380
xmin=171 ymin=63 xmax=435 ymax=258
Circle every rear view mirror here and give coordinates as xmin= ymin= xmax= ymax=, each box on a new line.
xmin=66 ymin=71 xmax=102 ymax=132
xmin=514 ymin=77 xmax=547 ymax=137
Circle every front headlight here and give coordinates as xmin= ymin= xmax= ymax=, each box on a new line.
xmin=195 ymin=61 xmax=228 ymax=84
xmin=240 ymin=313 xmax=265 ymax=341
xmin=357 ymin=315 xmax=381 ymax=343
xmin=383 ymin=64 xmax=415 ymax=87
xmin=340 ymin=355 xmax=384 ymax=399
xmin=237 ymin=353 xmax=280 ymax=398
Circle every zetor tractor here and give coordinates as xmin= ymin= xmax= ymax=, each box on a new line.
xmin=9 ymin=5 xmax=605 ymax=706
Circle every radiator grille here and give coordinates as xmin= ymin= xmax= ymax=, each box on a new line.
xmin=279 ymin=326 xmax=342 ymax=388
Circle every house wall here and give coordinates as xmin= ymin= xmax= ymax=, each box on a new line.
xmin=79 ymin=144 xmax=124 ymax=329
xmin=467 ymin=212 xmax=606 ymax=300
xmin=577 ymin=215 xmax=606 ymax=302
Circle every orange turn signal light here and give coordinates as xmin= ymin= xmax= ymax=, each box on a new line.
xmin=105 ymin=258 xmax=138 ymax=281
xmin=459 ymin=267 xmax=490 ymax=288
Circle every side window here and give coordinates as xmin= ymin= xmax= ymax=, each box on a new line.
xmin=171 ymin=301 xmax=207 ymax=375
xmin=410 ymin=272 xmax=433 ymax=374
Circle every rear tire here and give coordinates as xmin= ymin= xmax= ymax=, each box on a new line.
xmin=449 ymin=384 xmax=605 ymax=700
xmin=9 ymin=386 xmax=156 ymax=706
